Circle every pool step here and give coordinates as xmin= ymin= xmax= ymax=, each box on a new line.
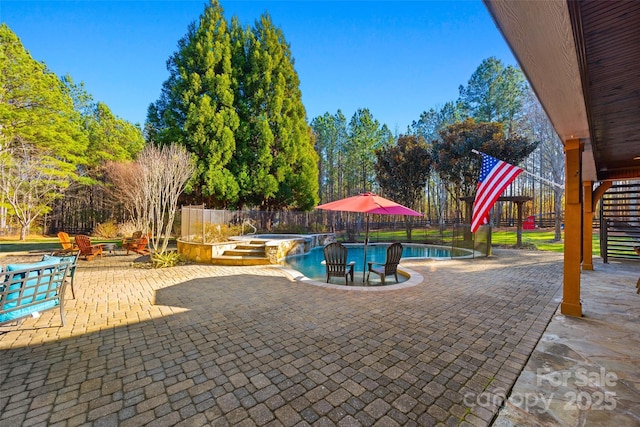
xmin=210 ymin=242 xmax=271 ymax=265
xmin=210 ymin=255 xmax=272 ymax=266
xmin=234 ymin=243 xmax=266 ymax=250
xmin=223 ymin=248 xmax=266 ymax=257
xmin=246 ymin=240 xmax=273 ymax=246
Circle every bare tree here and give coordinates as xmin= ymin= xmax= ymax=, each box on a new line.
xmin=103 ymin=160 xmax=146 ymax=231
xmin=520 ymin=89 xmax=565 ymax=240
xmin=0 ymin=140 xmax=69 ymax=240
xmin=542 ymin=137 xmax=565 ymax=241
xmin=137 ymin=144 xmax=195 ymax=254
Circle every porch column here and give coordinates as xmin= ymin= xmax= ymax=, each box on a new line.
xmin=562 ymin=138 xmax=583 ymax=317
xmin=582 ymin=181 xmax=594 ymax=270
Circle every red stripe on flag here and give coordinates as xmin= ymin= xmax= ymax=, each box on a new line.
xmin=471 ymin=154 xmax=523 ymax=233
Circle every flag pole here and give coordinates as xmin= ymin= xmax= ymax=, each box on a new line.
xmin=471 ymin=149 xmax=564 ymax=190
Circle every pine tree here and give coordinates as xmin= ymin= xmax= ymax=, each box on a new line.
xmin=311 ymin=110 xmax=349 ymax=203
xmin=0 ymin=24 xmax=87 ymax=172
xmin=0 ymin=24 xmax=89 ymax=239
xmin=231 ymin=13 xmax=318 ymax=210
xmin=347 ymin=109 xmax=384 ymax=193
xmin=86 ymin=103 xmax=145 ymax=167
xmin=229 ymin=17 xmax=279 ymax=208
xmin=147 ymin=0 xmax=240 ymax=207
xmin=458 ymin=57 xmax=527 ymax=137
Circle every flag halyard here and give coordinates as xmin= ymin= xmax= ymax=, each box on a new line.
xmin=471 ymin=152 xmax=523 ymax=233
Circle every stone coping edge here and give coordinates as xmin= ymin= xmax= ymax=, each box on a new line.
xmin=274 ymin=265 xmax=424 ymax=291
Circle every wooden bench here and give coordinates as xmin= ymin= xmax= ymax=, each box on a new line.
xmin=0 ymin=253 xmax=77 ymax=327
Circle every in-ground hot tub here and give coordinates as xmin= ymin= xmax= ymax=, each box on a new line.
xmin=178 ymin=233 xmax=335 ymax=264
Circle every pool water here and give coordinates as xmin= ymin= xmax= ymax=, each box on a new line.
xmin=283 ymin=244 xmax=455 ymax=282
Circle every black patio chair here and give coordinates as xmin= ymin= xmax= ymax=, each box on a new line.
xmin=323 ymin=242 xmax=355 ymax=285
xmin=367 ymin=242 xmax=403 ymax=285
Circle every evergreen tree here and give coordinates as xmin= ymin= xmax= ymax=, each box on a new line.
xmin=0 ymin=24 xmax=88 ymax=238
xmin=347 ymin=109 xmax=385 ymax=193
xmin=61 ymin=75 xmax=95 ymax=118
xmin=147 ymin=0 xmax=240 ymax=207
xmin=62 ymin=77 xmax=144 ymax=169
xmin=379 ymin=124 xmax=395 ymax=148
xmin=149 ymin=4 xmax=317 ymax=210
xmin=229 ymin=18 xmax=278 ymax=209
xmin=230 ymin=13 xmax=317 ymax=210
xmin=86 ymin=103 xmax=145 ymax=167
xmin=411 ymin=101 xmax=465 ymax=143
xmin=458 ymin=57 xmax=527 ymax=137
xmin=312 ymin=110 xmax=349 ymax=203
xmin=0 ymin=24 xmax=87 ymax=173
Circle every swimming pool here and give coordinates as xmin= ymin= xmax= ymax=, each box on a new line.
xmin=283 ymin=243 xmax=465 ymax=282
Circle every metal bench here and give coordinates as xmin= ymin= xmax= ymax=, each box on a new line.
xmin=0 ymin=254 xmax=76 ymax=327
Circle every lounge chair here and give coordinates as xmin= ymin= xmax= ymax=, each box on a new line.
xmin=57 ymin=231 xmax=77 ymax=251
xmin=367 ymin=242 xmax=403 ymax=285
xmin=74 ymin=235 xmax=104 ymax=261
xmin=123 ymin=233 xmax=150 ymax=256
xmin=323 ymin=242 xmax=355 ymax=285
xmin=122 ymin=231 xmax=143 ymax=254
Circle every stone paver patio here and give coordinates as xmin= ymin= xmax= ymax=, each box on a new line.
xmin=494 ymin=257 xmax=640 ymax=426
xmin=0 ymin=248 xmax=597 ymax=426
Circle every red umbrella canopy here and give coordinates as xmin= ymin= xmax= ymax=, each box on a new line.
xmin=316 ymin=192 xmax=422 ymax=216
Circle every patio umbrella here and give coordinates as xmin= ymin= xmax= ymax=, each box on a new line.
xmin=316 ymin=192 xmax=423 ymax=282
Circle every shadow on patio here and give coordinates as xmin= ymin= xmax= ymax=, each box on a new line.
xmin=1 ymin=249 xmax=566 ymax=425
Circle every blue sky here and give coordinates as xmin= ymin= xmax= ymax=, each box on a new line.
xmin=1 ymin=0 xmax=516 ymax=132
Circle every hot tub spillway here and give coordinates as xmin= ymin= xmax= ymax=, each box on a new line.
xmin=211 ymin=240 xmax=272 ymax=266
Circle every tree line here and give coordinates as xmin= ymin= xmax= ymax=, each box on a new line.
xmin=0 ymin=0 xmax=565 ymax=242
xmin=146 ymin=0 xmax=318 ymax=211
xmin=313 ymin=57 xmax=564 ymax=238
xmin=0 ymin=23 xmax=146 ymax=239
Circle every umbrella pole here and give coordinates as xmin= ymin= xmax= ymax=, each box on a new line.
xmin=363 ymin=214 xmax=369 ymax=282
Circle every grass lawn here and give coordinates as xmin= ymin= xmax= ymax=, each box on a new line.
xmin=491 ymin=229 xmax=601 ymax=256
xmin=0 ymin=236 xmax=122 ymax=254
xmin=1 ymin=229 xmax=600 ymax=256
xmin=351 ymin=228 xmax=600 ymax=256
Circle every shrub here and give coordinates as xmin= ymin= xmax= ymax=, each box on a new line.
xmin=150 ymin=251 xmax=187 ymax=268
xmin=272 ymin=223 xmax=308 ymax=234
xmin=118 ymin=222 xmax=140 ymax=238
xmin=94 ymin=220 xmax=119 ymax=238
xmin=308 ymin=223 xmax=327 ymax=233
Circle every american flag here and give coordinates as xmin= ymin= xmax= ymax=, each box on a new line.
xmin=471 ymin=152 xmax=523 ymax=233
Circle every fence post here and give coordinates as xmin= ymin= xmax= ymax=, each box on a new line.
xmin=602 ymin=218 xmax=608 ymax=264
xmin=471 ymin=228 xmax=475 ymax=259
xmin=202 ymin=204 xmax=206 ymax=244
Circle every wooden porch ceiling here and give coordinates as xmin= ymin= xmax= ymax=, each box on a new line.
xmin=483 ymin=0 xmax=640 ymax=182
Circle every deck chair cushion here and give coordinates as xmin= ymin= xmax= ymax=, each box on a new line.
xmin=2 ymin=260 xmax=60 ymax=309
